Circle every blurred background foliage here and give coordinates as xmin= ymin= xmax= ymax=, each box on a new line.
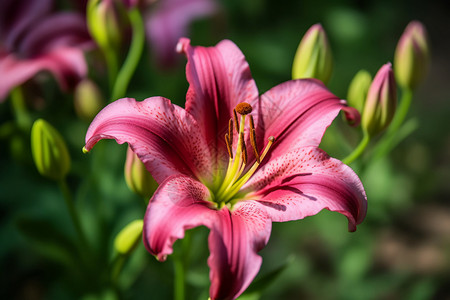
xmin=1 ymin=0 xmax=450 ymax=299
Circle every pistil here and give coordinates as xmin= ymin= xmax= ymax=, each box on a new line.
xmin=214 ymin=103 xmax=274 ymax=206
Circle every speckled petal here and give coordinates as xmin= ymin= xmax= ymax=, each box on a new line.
xmin=143 ymin=175 xmax=214 ymax=260
xmin=143 ymin=175 xmax=272 ymax=300
xmin=255 ymin=79 xmax=359 ymax=161
xmin=243 ymin=146 xmax=367 ymax=231
xmin=84 ymin=97 xmax=214 ymax=183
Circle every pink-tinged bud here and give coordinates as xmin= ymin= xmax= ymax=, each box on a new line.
xmin=394 ymin=21 xmax=430 ymax=90
xmin=125 ymin=146 xmax=157 ymax=200
xmin=87 ymin=0 xmax=127 ymax=50
xmin=292 ymin=24 xmax=333 ymax=84
xmin=362 ymin=63 xmax=397 ymax=137
xmin=347 ymin=69 xmax=372 ymax=114
xmin=74 ymin=79 xmax=105 ymax=122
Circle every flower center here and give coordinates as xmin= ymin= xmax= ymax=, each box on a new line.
xmin=210 ymin=102 xmax=274 ymax=208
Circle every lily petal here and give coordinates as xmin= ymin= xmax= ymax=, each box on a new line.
xmin=84 ymin=97 xmax=213 ymax=183
xmin=177 ymin=38 xmax=259 ymax=165
xmin=244 ymin=146 xmax=367 ymax=231
xmin=256 ymin=79 xmax=359 ymax=160
xmin=208 ymin=201 xmax=271 ymax=300
xmin=143 ymin=174 xmax=271 ymax=300
xmin=0 ymin=47 xmax=87 ymax=101
xmin=143 ymin=175 xmax=214 ymax=260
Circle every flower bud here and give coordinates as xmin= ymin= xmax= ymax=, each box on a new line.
xmin=87 ymin=0 xmax=126 ymax=50
xmin=74 ymin=79 xmax=105 ymax=122
xmin=347 ymin=70 xmax=372 ymax=113
xmin=125 ymin=146 xmax=158 ymax=200
xmin=394 ymin=21 xmax=429 ymax=90
xmin=31 ymin=119 xmax=71 ymax=181
xmin=292 ymin=24 xmax=333 ymax=84
xmin=114 ymin=219 xmax=143 ymax=255
xmin=361 ymin=63 xmax=397 ymax=137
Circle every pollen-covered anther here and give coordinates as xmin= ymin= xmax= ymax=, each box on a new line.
xmin=239 ymin=132 xmax=247 ymax=164
xmin=225 ymin=133 xmax=233 ymax=159
xmin=233 ymin=109 xmax=239 ymax=132
xmin=235 ymin=102 xmax=253 ymax=115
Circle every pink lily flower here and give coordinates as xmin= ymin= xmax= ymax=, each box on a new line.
xmin=84 ymin=38 xmax=367 ymax=300
xmin=0 ymin=0 xmax=91 ymax=101
xmin=146 ymin=0 xmax=218 ymax=67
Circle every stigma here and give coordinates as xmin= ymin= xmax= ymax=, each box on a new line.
xmin=213 ymin=102 xmax=274 ymax=207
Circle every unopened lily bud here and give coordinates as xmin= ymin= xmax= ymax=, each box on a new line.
xmin=74 ymin=79 xmax=104 ymax=122
xmin=87 ymin=0 xmax=126 ymax=50
xmin=361 ymin=63 xmax=397 ymax=137
xmin=114 ymin=219 xmax=143 ymax=255
xmin=292 ymin=24 xmax=333 ymax=84
xmin=347 ymin=70 xmax=372 ymax=113
xmin=394 ymin=21 xmax=429 ymax=90
xmin=125 ymin=146 xmax=158 ymax=200
xmin=31 ymin=119 xmax=71 ymax=181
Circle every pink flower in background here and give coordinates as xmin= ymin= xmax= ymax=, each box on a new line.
xmin=146 ymin=0 xmax=218 ymax=67
xmin=0 ymin=0 xmax=91 ymax=101
xmin=84 ymin=38 xmax=367 ymax=300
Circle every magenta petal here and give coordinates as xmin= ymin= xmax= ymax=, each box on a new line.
xmin=0 ymin=47 xmax=87 ymax=101
xmin=84 ymin=97 xmax=213 ymax=183
xmin=208 ymin=201 xmax=271 ymax=300
xmin=177 ymin=38 xmax=259 ymax=165
xmin=143 ymin=175 xmax=215 ymax=260
xmin=245 ymin=147 xmax=367 ymax=231
xmin=256 ymin=79 xmax=355 ymax=160
xmin=147 ymin=0 xmax=218 ymax=67
xmin=0 ymin=0 xmax=52 ymax=50
xmin=143 ymin=176 xmax=271 ymax=300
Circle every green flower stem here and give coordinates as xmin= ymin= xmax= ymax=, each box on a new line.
xmin=371 ymin=88 xmax=414 ymax=160
xmin=111 ymin=7 xmax=145 ymax=100
xmin=10 ymin=86 xmax=32 ymax=131
xmin=58 ymin=178 xmax=89 ymax=251
xmin=173 ymin=231 xmax=193 ymax=300
xmin=342 ymin=131 xmax=370 ymax=165
xmin=111 ymin=253 xmax=126 ymax=284
xmin=173 ymin=255 xmax=185 ymax=300
xmin=105 ymin=48 xmax=119 ymax=91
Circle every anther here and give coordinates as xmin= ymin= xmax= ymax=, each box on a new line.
xmin=239 ymin=132 xmax=247 ymax=165
xmin=233 ymin=109 xmax=239 ymax=132
xmin=225 ymin=133 xmax=233 ymax=159
xmin=235 ymin=102 xmax=253 ymax=115
xmin=250 ymin=128 xmax=260 ymax=163
xmin=228 ymin=119 xmax=233 ymax=143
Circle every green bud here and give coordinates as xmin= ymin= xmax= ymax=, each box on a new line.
xmin=125 ymin=146 xmax=158 ymax=200
xmin=31 ymin=119 xmax=71 ymax=181
xmin=361 ymin=63 xmax=397 ymax=137
xmin=394 ymin=21 xmax=430 ymax=90
xmin=292 ymin=24 xmax=333 ymax=84
xmin=74 ymin=79 xmax=105 ymax=122
xmin=114 ymin=219 xmax=143 ymax=255
xmin=87 ymin=0 xmax=126 ymax=50
xmin=347 ymin=70 xmax=372 ymax=113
